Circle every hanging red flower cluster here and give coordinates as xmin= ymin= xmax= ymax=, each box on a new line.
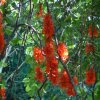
xmin=85 ymin=42 xmax=95 ymax=54
xmin=85 ymin=65 xmax=96 ymax=85
xmin=88 ymin=24 xmax=98 ymax=38
xmin=42 ymin=12 xmax=59 ymax=84
xmin=33 ymin=47 xmax=44 ymax=82
xmin=84 ymin=24 xmax=97 ymax=85
xmin=36 ymin=3 xmax=43 ymax=17
xmin=0 ymin=33 xmax=5 ymax=53
xmin=33 ymin=13 xmax=55 ymax=83
xmin=57 ymin=42 xmax=69 ymax=62
xmin=33 ymin=47 xmax=44 ymax=64
xmin=45 ymin=55 xmax=58 ymax=85
xmin=0 ymin=11 xmax=5 ymax=53
xmin=0 ymin=11 xmax=3 ymax=24
xmin=73 ymin=75 xmax=78 ymax=85
xmin=59 ymin=70 xmax=70 ymax=88
xmin=42 ymin=13 xmax=54 ymax=38
xmin=59 ymin=70 xmax=76 ymax=96
xmin=0 ymin=87 xmax=6 ymax=100
xmin=43 ymin=38 xmax=54 ymax=57
xmin=66 ymin=87 xmax=76 ymax=96
xmin=34 ymin=66 xmax=44 ymax=83
xmin=43 ymin=37 xmax=58 ymax=85
xmin=33 ymin=12 xmax=76 ymax=97
xmin=0 ymin=0 xmax=5 ymax=5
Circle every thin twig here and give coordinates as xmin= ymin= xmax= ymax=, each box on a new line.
xmin=37 ymin=78 xmax=47 ymax=100
xmin=6 ymin=61 xmax=25 ymax=83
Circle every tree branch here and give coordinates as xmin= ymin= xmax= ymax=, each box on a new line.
xmin=37 ymin=78 xmax=47 ymax=100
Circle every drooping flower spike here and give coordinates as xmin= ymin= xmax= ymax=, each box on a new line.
xmin=59 ymin=69 xmax=76 ymax=96
xmin=0 ymin=87 xmax=6 ymax=100
xmin=57 ymin=42 xmax=69 ymax=62
xmin=85 ymin=42 xmax=95 ymax=54
xmin=88 ymin=24 xmax=98 ymax=38
xmin=42 ymin=13 xmax=54 ymax=38
xmin=34 ymin=66 xmax=44 ymax=83
xmin=36 ymin=3 xmax=43 ymax=17
xmin=73 ymin=75 xmax=78 ymax=85
xmin=43 ymin=38 xmax=54 ymax=57
xmin=85 ymin=65 xmax=96 ymax=85
xmin=0 ymin=11 xmax=5 ymax=53
xmin=33 ymin=47 xmax=44 ymax=64
xmin=45 ymin=55 xmax=58 ymax=85
xmin=0 ymin=0 xmax=6 ymax=5
xmin=0 ymin=33 xmax=5 ymax=53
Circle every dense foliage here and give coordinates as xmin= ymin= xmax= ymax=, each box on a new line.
xmin=0 ymin=0 xmax=100 ymax=100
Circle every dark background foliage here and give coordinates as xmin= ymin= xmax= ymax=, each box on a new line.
xmin=0 ymin=0 xmax=100 ymax=100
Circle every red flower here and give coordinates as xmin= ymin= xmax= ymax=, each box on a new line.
xmin=0 ymin=11 xmax=3 ymax=24
xmin=45 ymin=59 xmax=58 ymax=75
xmin=73 ymin=76 xmax=78 ymax=85
xmin=85 ymin=66 xmax=96 ymax=85
xmin=0 ymin=33 xmax=5 ymax=53
xmin=59 ymin=70 xmax=71 ymax=89
xmin=0 ymin=0 xmax=6 ymax=5
xmin=43 ymin=38 xmax=54 ymax=57
xmin=0 ymin=87 xmax=6 ymax=100
xmin=94 ymin=27 xmax=98 ymax=37
xmin=33 ymin=47 xmax=44 ymax=64
xmin=35 ymin=66 xmax=44 ymax=83
xmin=45 ymin=55 xmax=58 ymax=85
xmin=45 ymin=62 xmax=50 ymax=75
xmin=0 ymin=88 xmax=6 ymax=97
xmin=85 ymin=42 xmax=95 ymax=54
xmin=48 ymin=55 xmax=58 ymax=68
xmin=49 ymin=69 xmax=58 ymax=85
xmin=36 ymin=3 xmax=43 ymax=17
xmin=0 ymin=11 xmax=5 ymax=54
xmin=58 ymin=71 xmax=76 ymax=96
xmin=42 ymin=13 xmax=54 ymax=38
xmin=88 ymin=24 xmax=98 ymax=38
xmin=66 ymin=87 xmax=76 ymax=96
xmin=0 ymin=24 xmax=3 ymax=33
xmin=57 ymin=42 xmax=69 ymax=62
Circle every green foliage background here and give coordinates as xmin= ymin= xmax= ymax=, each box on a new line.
xmin=0 ymin=0 xmax=100 ymax=100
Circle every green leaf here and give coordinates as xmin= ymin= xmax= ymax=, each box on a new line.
xmin=10 ymin=38 xmax=20 ymax=45
xmin=26 ymin=85 xmax=31 ymax=92
xmin=23 ymin=78 xmax=30 ymax=84
xmin=0 ymin=61 xmax=7 ymax=68
xmin=25 ymin=47 xmax=33 ymax=56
